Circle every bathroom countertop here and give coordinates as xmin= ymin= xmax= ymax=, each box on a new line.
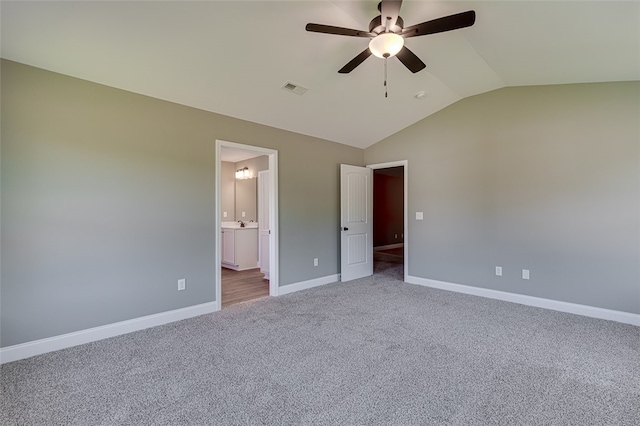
xmin=221 ymin=221 xmax=258 ymax=229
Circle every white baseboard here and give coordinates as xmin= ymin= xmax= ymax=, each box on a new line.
xmin=374 ymin=243 xmax=404 ymax=251
xmin=406 ymin=275 xmax=640 ymax=327
xmin=6 ymin=276 xmax=634 ymax=364
xmin=278 ymin=274 xmax=340 ymax=296
xmin=0 ymin=302 xmax=218 ymax=364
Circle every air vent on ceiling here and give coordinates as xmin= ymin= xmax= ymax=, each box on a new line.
xmin=282 ymin=82 xmax=308 ymax=96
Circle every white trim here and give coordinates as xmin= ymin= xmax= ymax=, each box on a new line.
xmin=0 ymin=302 xmax=217 ymax=364
xmin=367 ymin=160 xmax=407 ymax=170
xmin=278 ymin=274 xmax=340 ymax=296
xmin=216 ymin=140 xmax=279 ymax=304
xmin=367 ymin=160 xmax=408 ymax=283
xmin=374 ymin=243 xmax=404 ymax=251
xmin=268 ymin=152 xmax=279 ymax=296
xmin=406 ymin=275 xmax=640 ymax=326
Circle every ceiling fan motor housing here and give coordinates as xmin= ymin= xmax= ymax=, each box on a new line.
xmin=369 ymin=15 xmax=404 ymax=34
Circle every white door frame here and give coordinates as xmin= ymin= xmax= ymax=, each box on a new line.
xmin=215 ymin=140 xmax=279 ymax=311
xmin=367 ymin=160 xmax=408 ymax=282
xmin=257 ymin=169 xmax=270 ymax=279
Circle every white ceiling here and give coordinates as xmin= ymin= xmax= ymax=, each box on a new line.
xmin=2 ymin=1 xmax=639 ymax=149
xmin=220 ymin=147 xmax=263 ymax=163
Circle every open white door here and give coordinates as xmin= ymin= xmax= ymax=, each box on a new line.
xmin=340 ymin=164 xmax=373 ymax=282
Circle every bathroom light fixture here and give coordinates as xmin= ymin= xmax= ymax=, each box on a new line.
xmin=235 ymin=167 xmax=250 ymax=179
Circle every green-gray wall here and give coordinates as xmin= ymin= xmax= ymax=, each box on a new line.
xmin=3 ymin=59 xmax=638 ymax=348
xmin=365 ymin=82 xmax=640 ymax=315
xmin=1 ymin=60 xmax=362 ymax=347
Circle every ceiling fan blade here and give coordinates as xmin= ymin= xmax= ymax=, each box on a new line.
xmin=338 ymin=48 xmax=373 ymax=73
xmin=380 ymin=0 xmax=403 ymax=32
xmin=306 ymin=23 xmax=374 ymax=38
xmin=401 ymin=10 xmax=476 ymax=38
xmin=395 ymin=46 xmax=426 ymax=73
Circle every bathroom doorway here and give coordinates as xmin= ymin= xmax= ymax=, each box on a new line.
xmin=215 ymin=140 xmax=279 ymax=310
xmin=368 ymin=161 xmax=408 ymax=282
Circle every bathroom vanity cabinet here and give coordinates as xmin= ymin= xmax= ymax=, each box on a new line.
xmin=221 ymin=227 xmax=258 ymax=271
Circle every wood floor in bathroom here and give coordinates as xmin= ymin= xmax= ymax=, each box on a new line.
xmin=221 ymin=267 xmax=269 ymax=308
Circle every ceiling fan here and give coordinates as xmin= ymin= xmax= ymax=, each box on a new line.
xmin=306 ymin=0 xmax=476 ymax=74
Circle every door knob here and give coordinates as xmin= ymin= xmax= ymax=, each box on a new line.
xmin=342 ymin=227 xmax=349 ymax=231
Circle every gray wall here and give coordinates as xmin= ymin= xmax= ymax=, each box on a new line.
xmin=4 ymin=59 xmax=636 ymax=349
xmin=365 ymin=82 xmax=640 ymax=314
xmin=1 ymin=60 xmax=363 ymax=347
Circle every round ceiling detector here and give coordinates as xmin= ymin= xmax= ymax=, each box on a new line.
xmin=369 ymin=33 xmax=404 ymax=58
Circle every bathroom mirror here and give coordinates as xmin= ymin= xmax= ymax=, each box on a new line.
xmin=235 ymin=178 xmax=257 ymax=221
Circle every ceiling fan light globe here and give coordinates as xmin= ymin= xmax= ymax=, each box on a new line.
xmin=369 ymin=33 xmax=404 ymax=58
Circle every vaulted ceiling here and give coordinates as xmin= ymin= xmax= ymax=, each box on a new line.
xmin=2 ymin=1 xmax=639 ymax=149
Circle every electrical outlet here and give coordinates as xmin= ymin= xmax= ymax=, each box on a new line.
xmin=522 ymin=269 xmax=530 ymax=280
xmin=395 ymin=234 xmax=398 ymax=239
xmin=313 ymin=258 xmax=319 ymax=267
xmin=495 ymin=266 xmax=502 ymax=276
xmin=223 ymin=211 xmax=227 ymax=218
xmin=242 ymin=211 xmax=246 ymax=218
xmin=178 ymin=279 xmax=186 ymax=291
xmin=416 ymin=212 xmax=424 ymax=220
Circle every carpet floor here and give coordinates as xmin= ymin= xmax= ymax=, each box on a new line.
xmin=2 ymin=261 xmax=639 ymax=425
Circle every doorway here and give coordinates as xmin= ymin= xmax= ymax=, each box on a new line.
xmin=215 ymin=140 xmax=279 ymax=310
xmin=368 ymin=161 xmax=408 ymax=282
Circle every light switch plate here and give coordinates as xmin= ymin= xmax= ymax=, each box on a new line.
xmin=416 ymin=212 xmax=424 ymax=220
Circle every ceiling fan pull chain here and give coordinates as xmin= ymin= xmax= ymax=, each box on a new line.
xmin=384 ymin=57 xmax=388 ymax=98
